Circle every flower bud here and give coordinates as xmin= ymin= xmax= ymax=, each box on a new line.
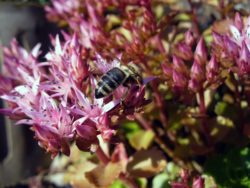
xmin=173 ymin=56 xmax=189 ymax=74
xmin=237 ymin=41 xmax=250 ymax=75
xmin=172 ymin=56 xmax=189 ymax=89
xmin=185 ymin=29 xmax=195 ymax=46
xmin=75 ymin=121 xmax=98 ymax=152
xmin=206 ymin=55 xmax=219 ymax=82
xmin=189 ymin=59 xmax=205 ymax=92
xmin=192 ymin=177 xmax=205 ymax=188
xmin=76 ymin=122 xmax=97 ymax=141
xmin=175 ymin=42 xmax=193 ymax=61
xmin=194 ymin=38 xmax=207 ymax=66
xmin=234 ymin=12 xmax=243 ymax=31
xmin=212 ymin=31 xmax=224 ymax=46
xmin=162 ymin=63 xmax=172 ymax=79
xmin=223 ymin=36 xmax=239 ymax=57
xmin=173 ymin=69 xmax=188 ymax=89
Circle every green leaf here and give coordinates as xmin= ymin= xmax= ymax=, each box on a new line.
xmin=122 ymin=121 xmax=141 ymax=134
xmin=202 ymin=175 xmax=217 ymax=188
xmin=152 ymin=173 xmax=171 ymax=188
xmin=165 ymin=162 xmax=181 ymax=180
xmin=214 ymin=102 xmax=228 ymax=116
xmin=204 ymin=147 xmax=250 ymax=188
xmin=214 ymin=102 xmax=238 ymax=120
xmin=137 ymin=178 xmax=148 ymax=188
xmin=127 ymin=130 xmax=155 ymax=150
xmin=109 ymin=180 xmax=127 ymax=188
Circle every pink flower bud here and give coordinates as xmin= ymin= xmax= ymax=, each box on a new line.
xmin=172 ymin=56 xmax=189 ymax=89
xmin=75 ymin=119 xmax=98 ymax=151
xmin=189 ymin=59 xmax=205 ymax=92
xmin=171 ymin=183 xmax=189 ymax=188
xmin=223 ymin=36 xmax=239 ymax=57
xmin=70 ymin=33 xmax=80 ymax=49
xmin=185 ymin=29 xmax=195 ymax=46
xmin=162 ymin=63 xmax=172 ymax=79
xmin=212 ymin=31 xmax=224 ymax=46
xmin=175 ymin=42 xmax=193 ymax=61
xmin=188 ymin=79 xmax=200 ymax=92
xmin=234 ymin=12 xmax=243 ymax=31
xmin=194 ymin=38 xmax=207 ymax=66
xmin=32 ymin=124 xmax=70 ymax=158
xmin=237 ymin=41 xmax=250 ymax=74
xmin=206 ymin=55 xmax=219 ymax=82
xmin=173 ymin=69 xmax=188 ymax=89
xmin=76 ymin=120 xmax=98 ymax=141
xmin=173 ymin=56 xmax=189 ymax=74
xmin=70 ymin=49 xmax=89 ymax=85
xmin=190 ymin=59 xmax=205 ymax=81
xmin=192 ymin=177 xmax=205 ymax=188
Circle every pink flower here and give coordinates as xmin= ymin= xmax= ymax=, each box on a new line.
xmin=175 ymin=42 xmax=193 ymax=61
xmin=185 ymin=29 xmax=195 ymax=46
xmin=42 ymin=35 xmax=89 ymax=101
xmin=172 ymin=56 xmax=189 ymax=89
xmin=206 ymin=55 xmax=220 ymax=82
xmin=69 ymin=81 xmax=119 ymax=151
xmin=2 ymin=39 xmax=44 ymax=86
xmin=32 ymin=124 xmax=71 ymax=158
xmin=0 ymin=29 xmax=150 ymax=157
xmin=192 ymin=177 xmax=205 ymax=188
xmin=213 ymin=13 xmax=250 ymax=75
xmin=194 ymin=38 xmax=207 ymax=66
xmin=45 ymin=0 xmax=82 ymax=22
xmin=189 ymin=59 xmax=205 ymax=92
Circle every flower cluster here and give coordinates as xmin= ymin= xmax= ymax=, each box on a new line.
xmin=45 ymin=0 xmax=157 ymax=61
xmin=212 ymin=12 xmax=250 ymax=76
xmin=162 ymin=30 xmax=220 ymax=95
xmin=0 ymin=35 xmax=148 ymax=158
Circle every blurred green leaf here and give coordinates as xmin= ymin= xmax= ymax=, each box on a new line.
xmin=137 ymin=178 xmax=148 ymax=188
xmin=203 ymin=175 xmax=217 ymax=188
xmin=127 ymin=130 xmax=155 ymax=150
xmin=152 ymin=173 xmax=171 ymax=188
xmin=214 ymin=101 xmax=238 ymax=120
xmin=165 ymin=162 xmax=181 ymax=180
xmin=214 ymin=102 xmax=228 ymax=116
xmin=205 ymin=147 xmax=250 ymax=188
xmin=122 ymin=121 xmax=141 ymax=134
xmin=110 ymin=180 xmax=127 ymax=188
xmin=152 ymin=162 xmax=182 ymax=188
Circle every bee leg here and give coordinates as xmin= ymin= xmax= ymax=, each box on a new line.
xmin=118 ymin=88 xmax=129 ymax=115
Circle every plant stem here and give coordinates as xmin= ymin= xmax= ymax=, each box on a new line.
xmin=96 ymin=146 xmax=109 ymax=165
xmin=198 ymin=89 xmax=206 ymax=115
xmin=198 ymin=89 xmax=211 ymax=145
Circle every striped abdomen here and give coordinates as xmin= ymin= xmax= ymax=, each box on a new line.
xmin=95 ymin=67 xmax=126 ymax=99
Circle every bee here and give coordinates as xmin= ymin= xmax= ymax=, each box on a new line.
xmin=95 ymin=63 xmax=142 ymax=99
